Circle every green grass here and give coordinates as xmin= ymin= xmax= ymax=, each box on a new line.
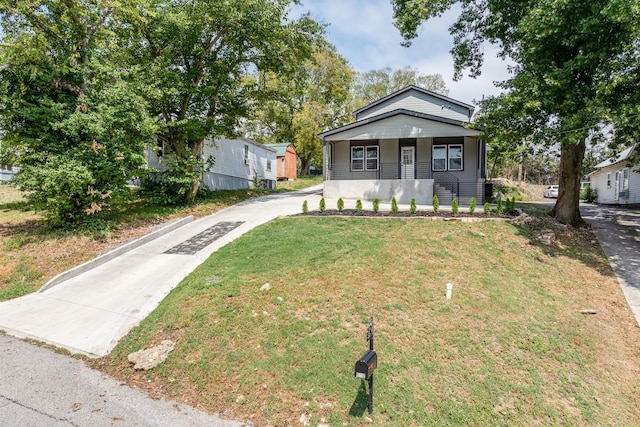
xmin=101 ymin=217 xmax=640 ymax=426
xmin=0 ymin=180 xmax=320 ymax=301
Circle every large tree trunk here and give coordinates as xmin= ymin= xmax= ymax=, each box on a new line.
xmin=552 ymin=139 xmax=586 ymax=227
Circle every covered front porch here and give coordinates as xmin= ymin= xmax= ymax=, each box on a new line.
xmin=322 ymin=134 xmax=486 ymax=205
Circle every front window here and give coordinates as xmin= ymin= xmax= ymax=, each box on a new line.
xmin=448 ymin=145 xmax=463 ymax=171
xmin=433 ymin=146 xmax=446 ymax=171
xmin=351 ymin=146 xmax=378 ymax=171
xmin=351 ymin=146 xmax=364 ymax=171
xmin=433 ymin=144 xmax=463 ymax=171
xmin=267 ymin=159 xmax=271 ymax=171
xmin=366 ymin=146 xmax=378 ymax=171
xmin=607 ymin=172 xmax=611 ymax=188
xmin=623 ymin=168 xmax=629 ymax=190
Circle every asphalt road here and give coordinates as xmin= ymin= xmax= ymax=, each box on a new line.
xmin=0 ymin=333 xmax=245 ymax=427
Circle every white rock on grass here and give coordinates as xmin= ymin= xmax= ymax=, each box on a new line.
xmin=127 ymin=340 xmax=175 ymax=371
xmin=260 ymin=283 xmax=271 ymax=291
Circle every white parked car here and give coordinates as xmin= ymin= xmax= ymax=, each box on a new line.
xmin=543 ymin=185 xmax=559 ymax=198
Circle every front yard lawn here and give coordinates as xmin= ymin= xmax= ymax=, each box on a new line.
xmin=96 ymin=217 xmax=640 ymax=426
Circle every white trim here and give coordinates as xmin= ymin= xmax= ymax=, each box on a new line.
xmin=432 ymin=144 xmax=463 ymax=171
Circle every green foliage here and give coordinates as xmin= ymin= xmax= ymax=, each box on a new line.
xmin=0 ymin=0 xmax=155 ymax=225
xmin=354 ymin=66 xmax=449 ymax=106
xmin=581 ymin=186 xmax=598 ymax=203
xmin=410 ymin=198 xmax=417 ymax=214
xmin=507 ymin=197 xmax=516 ymax=213
xmin=484 ymin=202 xmax=491 ymax=215
xmin=337 ymin=198 xmax=344 ymax=212
xmin=141 ymin=150 xmax=212 ymax=206
xmin=392 ymin=0 xmax=640 ymax=226
xmin=452 ymin=199 xmax=459 ymax=215
xmin=319 ymin=197 xmax=326 ymax=213
xmin=302 ymin=200 xmax=308 ymax=214
xmin=391 ymin=197 xmax=399 ymax=213
xmin=355 ymin=199 xmax=362 ymax=212
xmin=245 ymin=45 xmax=354 ymax=174
xmin=497 ymin=199 xmax=504 ymax=215
xmin=123 ymin=0 xmax=325 ymax=201
xmin=432 ymin=195 xmax=439 ymax=213
xmin=469 ymin=197 xmax=476 ymax=215
xmin=373 ymin=198 xmax=380 ymax=213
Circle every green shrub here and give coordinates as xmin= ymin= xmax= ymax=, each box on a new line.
xmin=432 ymin=195 xmax=439 ymax=213
xmin=391 ymin=197 xmax=398 ymax=213
xmin=410 ymin=198 xmax=417 ymax=214
xmin=337 ymin=198 xmax=344 ymax=212
xmin=452 ymin=199 xmax=459 ymax=215
xmin=373 ymin=198 xmax=380 ymax=213
xmin=355 ymin=199 xmax=363 ymax=212
xmin=469 ymin=197 xmax=476 ymax=215
xmin=484 ymin=202 xmax=491 ymax=215
xmin=581 ymin=186 xmax=598 ymax=203
xmin=496 ymin=199 xmax=503 ymax=214
xmin=319 ymin=197 xmax=326 ymax=213
xmin=302 ymin=200 xmax=308 ymax=214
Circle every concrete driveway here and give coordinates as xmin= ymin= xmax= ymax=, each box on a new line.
xmin=0 ymin=186 xmax=322 ymax=358
xmin=581 ymin=203 xmax=640 ymax=326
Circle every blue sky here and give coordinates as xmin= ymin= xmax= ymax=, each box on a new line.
xmin=292 ymin=0 xmax=512 ymax=107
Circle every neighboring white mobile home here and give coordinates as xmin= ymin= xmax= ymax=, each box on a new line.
xmin=589 ymin=146 xmax=639 ymax=205
xmin=147 ymin=137 xmax=277 ymax=191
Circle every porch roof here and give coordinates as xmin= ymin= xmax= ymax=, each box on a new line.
xmin=318 ymin=109 xmax=480 ymax=142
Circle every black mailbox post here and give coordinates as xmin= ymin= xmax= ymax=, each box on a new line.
xmin=354 ymin=317 xmax=376 ymax=414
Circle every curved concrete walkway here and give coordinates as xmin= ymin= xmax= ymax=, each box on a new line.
xmin=0 ymin=186 xmax=322 ymax=358
xmin=581 ymin=203 xmax=640 ymax=326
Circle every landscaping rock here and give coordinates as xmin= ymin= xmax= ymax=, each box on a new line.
xmin=538 ymin=229 xmax=555 ymax=245
xmin=260 ymin=283 xmax=271 ymax=291
xmin=509 ymin=213 xmax=536 ymax=225
xmin=127 ymin=340 xmax=175 ymax=371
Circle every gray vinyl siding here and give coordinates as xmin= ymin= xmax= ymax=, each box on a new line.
xmin=356 ymin=89 xmax=471 ymax=122
xmin=328 ymin=136 xmax=481 ymax=182
xmin=325 ymin=114 xmax=478 ymax=142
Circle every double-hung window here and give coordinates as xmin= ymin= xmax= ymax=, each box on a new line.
xmin=432 ymin=143 xmax=463 ymax=171
xmin=623 ymin=168 xmax=630 ymax=191
xmin=351 ymin=145 xmax=378 ymax=171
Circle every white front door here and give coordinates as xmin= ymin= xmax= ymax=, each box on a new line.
xmin=401 ymin=147 xmax=415 ymax=179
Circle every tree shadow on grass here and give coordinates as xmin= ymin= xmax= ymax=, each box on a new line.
xmin=348 ymin=380 xmax=369 ymax=417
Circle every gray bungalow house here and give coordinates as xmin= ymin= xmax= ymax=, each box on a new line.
xmin=318 ymin=86 xmax=487 ymax=204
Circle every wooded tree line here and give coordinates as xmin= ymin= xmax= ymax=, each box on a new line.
xmin=0 ymin=0 xmax=448 ymax=226
xmin=2 ymin=0 xmax=638 ymax=228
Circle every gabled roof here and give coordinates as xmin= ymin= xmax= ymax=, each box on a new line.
xmin=236 ymin=138 xmax=277 ymax=153
xmin=594 ymin=146 xmax=635 ymax=169
xmin=264 ymin=142 xmax=294 ymax=157
xmin=353 ymin=85 xmax=475 ymax=119
xmin=318 ymin=109 xmax=479 ymax=140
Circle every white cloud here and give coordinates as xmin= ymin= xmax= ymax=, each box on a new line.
xmin=294 ymin=0 xmax=513 ymax=106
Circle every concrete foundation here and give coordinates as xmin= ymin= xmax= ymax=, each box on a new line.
xmin=324 ymin=179 xmax=434 ymax=204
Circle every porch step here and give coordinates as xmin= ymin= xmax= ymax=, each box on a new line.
xmin=434 ymin=183 xmax=455 ymax=204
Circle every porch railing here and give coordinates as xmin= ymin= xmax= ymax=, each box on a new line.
xmin=327 ymin=162 xmax=436 ymax=181
xmin=326 ymin=162 xmax=485 ymax=203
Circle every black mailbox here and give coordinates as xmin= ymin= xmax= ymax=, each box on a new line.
xmin=354 ymin=349 xmax=377 ymax=379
